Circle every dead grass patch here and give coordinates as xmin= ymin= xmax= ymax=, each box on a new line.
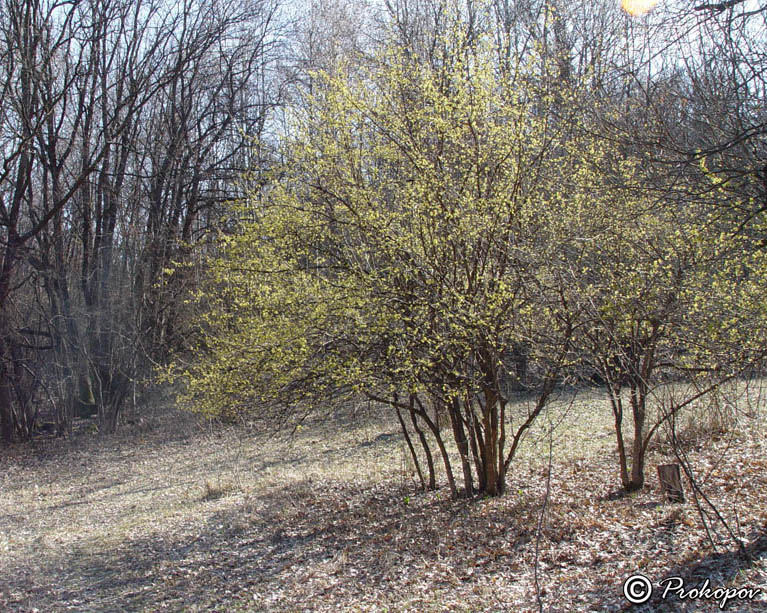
xmin=0 ymin=385 xmax=765 ymax=611
xmin=199 ymin=479 xmax=239 ymax=502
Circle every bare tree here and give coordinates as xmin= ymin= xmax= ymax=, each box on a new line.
xmin=0 ymin=0 xmax=284 ymax=441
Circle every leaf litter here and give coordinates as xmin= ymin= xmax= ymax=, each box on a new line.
xmin=0 ymin=389 xmax=765 ymax=612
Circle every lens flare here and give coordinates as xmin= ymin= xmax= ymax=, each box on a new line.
xmin=621 ymin=0 xmax=658 ymax=16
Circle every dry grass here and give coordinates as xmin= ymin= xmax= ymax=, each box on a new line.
xmin=0 ymin=385 xmax=766 ymax=612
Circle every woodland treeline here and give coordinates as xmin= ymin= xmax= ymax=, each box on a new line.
xmin=2 ymin=0 xmax=766 ymax=497
xmin=0 ymin=0 xmax=282 ymax=440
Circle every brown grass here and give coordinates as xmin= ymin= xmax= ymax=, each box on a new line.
xmin=0 ymin=385 xmax=765 ymax=612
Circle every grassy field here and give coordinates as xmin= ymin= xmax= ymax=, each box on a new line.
xmin=1 ymin=384 xmax=766 ymax=612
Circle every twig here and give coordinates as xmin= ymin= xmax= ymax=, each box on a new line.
xmin=670 ymin=412 xmax=747 ymax=556
xmin=534 ymin=414 xmax=554 ymax=613
xmin=694 ymin=0 xmax=747 ymax=12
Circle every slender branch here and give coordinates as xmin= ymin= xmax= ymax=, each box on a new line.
xmin=694 ymin=0 xmax=748 ymax=12
xmin=534 ymin=415 xmax=554 ymax=613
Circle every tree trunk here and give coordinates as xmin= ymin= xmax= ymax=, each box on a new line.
xmin=609 ymin=387 xmax=631 ymax=489
xmin=0 ymin=361 xmax=14 ymax=443
xmin=482 ymin=386 xmax=501 ymax=496
xmin=0 ymin=236 xmax=20 ymax=443
xmin=628 ymin=439 xmax=646 ymax=490
xmin=465 ymin=396 xmax=485 ymax=492
xmin=627 ymin=382 xmax=646 ymax=491
xmin=449 ymin=397 xmax=474 ymax=497
xmin=396 ymin=403 xmax=426 ymax=490
xmin=415 ymin=403 xmax=458 ymax=499
xmin=410 ymin=397 xmax=436 ymax=490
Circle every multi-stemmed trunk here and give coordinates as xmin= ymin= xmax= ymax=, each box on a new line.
xmin=607 ymin=375 xmax=650 ymax=492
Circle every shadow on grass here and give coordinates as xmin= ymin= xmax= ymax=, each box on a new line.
xmin=4 ymin=482 xmax=766 ymax=612
xmin=639 ymin=529 xmax=767 ymax=613
xmin=12 ymin=478 xmax=762 ymax=612
xmin=4 ymin=423 xmax=765 ymax=613
xmin=1 ymin=477 xmax=539 ymax=612
xmin=576 ymin=525 xmax=767 ymax=613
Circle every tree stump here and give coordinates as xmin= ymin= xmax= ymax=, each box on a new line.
xmin=657 ymin=464 xmax=685 ymax=503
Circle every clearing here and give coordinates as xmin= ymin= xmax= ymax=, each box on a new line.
xmin=1 ymin=385 xmax=766 ymax=612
